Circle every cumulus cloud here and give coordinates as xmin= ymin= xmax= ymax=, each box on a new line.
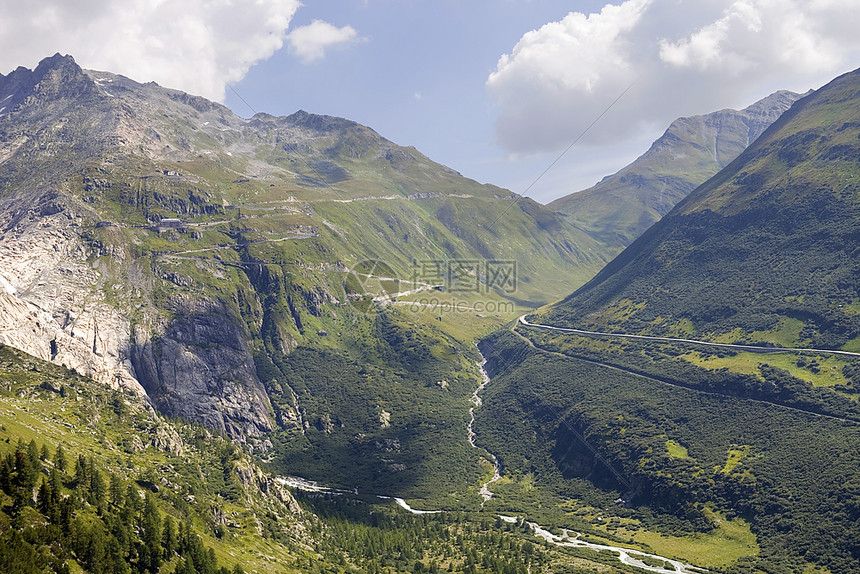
xmin=0 ymin=0 xmax=301 ymax=102
xmin=488 ymin=0 xmax=860 ymax=155
xmin=286 ymin=20 xmax=359 ymax=63
xmin=658 ymin=0 xmax=849 ymax=73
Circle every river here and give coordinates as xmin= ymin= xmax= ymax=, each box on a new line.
xmin=275 ymin=346 xmax=708 ymax=574
xmin=471 ymin=352 xmax=501 ymax=503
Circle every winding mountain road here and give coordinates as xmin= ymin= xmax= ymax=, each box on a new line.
xmin=512 ymin=315 xmax=860 ymax=425
xmin=518 ymin=315 xmax=860 ymax=358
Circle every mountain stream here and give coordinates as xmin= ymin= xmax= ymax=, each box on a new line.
xmin=276 ymin=347 xmax=707 ymax=574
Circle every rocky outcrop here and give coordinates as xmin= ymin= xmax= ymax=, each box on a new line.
xmin=0 ymin=202 xmax=143 ymax=395
xmin=234 ymin=460 xmax=301 ymax=514
xmin=130 ymin=299 xmax=273 ymax=441
xmin=0 ymin=55 xmax=274 ymax=441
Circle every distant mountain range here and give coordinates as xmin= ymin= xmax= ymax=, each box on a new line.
xmin=549 ymin=90 xmax=805 ymax=249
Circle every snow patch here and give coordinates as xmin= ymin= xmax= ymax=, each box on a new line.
xmin=0 ymin=273 xmax=17 ymax=295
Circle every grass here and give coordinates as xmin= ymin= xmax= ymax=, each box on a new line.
xmin=844 ymin=299 xmax=860 ymax=316
xmin=843 ymin=336 xmax=860 ymax=353
xmin=707 ymin=318 xmax=809 ymax=348
xmin=680 ymin=350 xmax=850 ymax=387
xmin=750 ymin=317 xmax=808 ymax=347
xmin=629 ymin=510 xmax=759 ymax=569
xmin=665 ymin=440 xmax=690 ymax=460
xmin=392 ymin=290 xmax=524 ymax=341
xmin=718 ymin=446 xmax=751 ymax=474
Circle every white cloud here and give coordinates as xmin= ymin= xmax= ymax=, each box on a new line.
xmin=286 ymin=20 xmax=359 ymax=63
xmin=0 ymin=0 xmax=301 ymax=102
xmin=488 ymin=0 xmax=860 ymax=155
xmin=658 ymin=0 xmax=843 ymax=73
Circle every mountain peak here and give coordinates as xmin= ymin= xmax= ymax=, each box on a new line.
xmin=0 ymin=52 xmax=95 ymax=112
xmin=548 ymin=89 xmax=804 ymax=248
xmin=285 ymin=109 xmax=366 ymax=134
xmin=35 ymin=52 xmax=79 ymax=70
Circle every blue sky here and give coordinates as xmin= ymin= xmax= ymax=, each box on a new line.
xmin=3 ymin=1 xmax=860 ymax=202
xmin=226 ymin=1 xmax=616 ymax=201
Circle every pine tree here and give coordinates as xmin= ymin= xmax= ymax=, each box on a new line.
xmin=26 ymin=439 xmax=40 ymax=473
xmin=0 ymin=455 xmax=13 ymax=493
xmin=124 ymin=484 xmax=140 ymax=514
xmin=175 ymin=557 xmax=198 ymax=574
xmin=74 ymin=454 xmax=88 ymax=488
xmin=90 ymin=467 xmax=107 ymax=511
xmin=48 ymin=466 xmax=62 ymax=494
xmin=54 ymin=444 xmax=67 ymax=474
xmin=105 ymin=535 xmax=131 ymax=574
xmin=110 ymin=473 xmax=124 ymax=508
xmin=12 ymin=446 xmax=36 ymax=509
xmin=37 ymin=478 xmax=51 ymax=515
xmin=141 ymin=493 xmax=162 ymax=573
xmin=163 ymin=515 xmax=177 ymax=558
xmin=120 ymin=486 xmax=139 ymax=562
xmin=179 ymin=519 xmax=194 ymax=555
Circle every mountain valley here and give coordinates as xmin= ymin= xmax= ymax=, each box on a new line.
xmin=481 ymin=68 xmax=860 ymax=573
xmin=1 ymin=52 xmax=859 ymax=574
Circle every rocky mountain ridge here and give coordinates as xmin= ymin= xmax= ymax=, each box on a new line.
xmin=549 ymin=89 xmax=805 ymax=248
xmin=546 ymin=67 xmax=860 ymax=352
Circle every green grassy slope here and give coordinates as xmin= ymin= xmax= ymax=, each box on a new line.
xmin=477 ymin=329 xmax=860 ymax=572
xmin=475 ymin=68 xmax=860 ymax=573
xmin=543 ymin=69 xmax=860 ymax=351
xmin=0 ymin=344 xmax=314 ymax=573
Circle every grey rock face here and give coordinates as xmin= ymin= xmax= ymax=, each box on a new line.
xmin=0 ymin=202 xmax=143 ymax=395
xmin=131 ymin=300 xmax=273 ymax=440
xmin=0 ymin=54 xmax=277 ymax=440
